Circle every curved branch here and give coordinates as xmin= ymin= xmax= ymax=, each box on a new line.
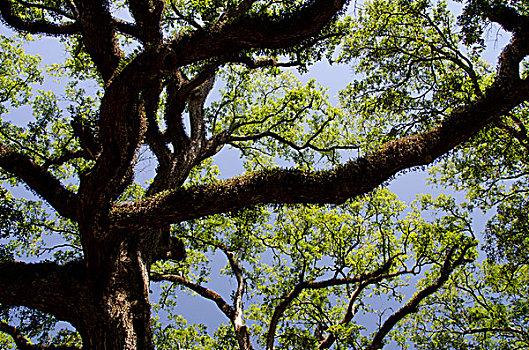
xmin=0 ymin=321 xmax=79 ymax=350
xmin=0 ymin=143 xmax=79 ymax=221
xmin=151 ymin=273 xmax=236 ymax=320
xmin=0 ymin=0 xmax=79 ymax=35
xmin=165 ymin=0 xmax=350 ymax=67
xmin=77 ymin=53 xmax=150 ymax=229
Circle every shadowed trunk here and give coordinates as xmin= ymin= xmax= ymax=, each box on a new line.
xmin=79 ymin=238 xmax=155 ymax=349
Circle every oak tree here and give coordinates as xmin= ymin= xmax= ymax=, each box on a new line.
xmin=0 ymin=0 xmax=528 ymax=349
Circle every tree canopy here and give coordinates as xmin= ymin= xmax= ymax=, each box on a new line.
xmin=0 ymin=0 xmax=528 ymax=349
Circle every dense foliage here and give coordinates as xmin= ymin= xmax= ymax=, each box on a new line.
xmin=0 ymin=0 xmax=528 ymax=349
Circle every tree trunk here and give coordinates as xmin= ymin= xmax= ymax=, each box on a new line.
xmin=234 ymin=323 xmax=254 ymax=350
xmin=78 ymin=238 xmax=154 ymax=350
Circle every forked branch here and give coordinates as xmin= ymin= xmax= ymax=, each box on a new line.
xmin=365 ymin=244 xmax=475 ymax=350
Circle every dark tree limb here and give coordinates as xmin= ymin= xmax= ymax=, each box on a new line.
xmin=70 ymin=117 xmax=101 ymax=160
xmin=0 ymin=0 xmax=79 ymax=35
xmin=0 ymin=143 xmax=79 ymax=221
xmin=0 ymin=321 xmax=80 ymax=350
xmin=167 ymin=0 xmax=349 ymax=66
xmin=127 ymin=0 xmax=163 ymax=44
xmin=112 ymin=18 xmax=139 ymax=38
xmin=77 ymin=56 xmax=149 ymax=231
xmin=0 ymin=260 xmax=88 ymax=328
xmin=72 ymin=0 xmax=122 ymax=82
xmin=481 ymin=1 xmax=529 ymax=34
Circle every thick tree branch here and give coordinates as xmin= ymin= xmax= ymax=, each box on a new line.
xmin=110 ymin=66 xmax=529 ymax=231
xmin=70 ymin=117 xmax=101 ymax=160
xmin=0 ymin=0 xmax=79 ymax=35
xmin=482 ymin=2 xmax=529 ymax=34
xmin=72 ymin=0 xmax=122 ymax=82
xmin=0 ymin=260 xmax=88 ymax=328
xmin=0 ymin=321 xmax=79 ymax=350
xmin=167 ymin=0 xmax=349 ymax=66
xmin=128 ymin=0 xmax=163 ymax=44
xmin=77 ymin=58 xmax=148 ymax=231
xmin=112 ymin=18 xmax=139 ymax=38
xmin=0 ymin=143 xmax=78 ymax=220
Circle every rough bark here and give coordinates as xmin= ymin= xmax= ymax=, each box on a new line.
xmin=0 ymin=239 xmax=158 ymax=349
xmin=79 ymin=239 xmax=154 ymax=350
